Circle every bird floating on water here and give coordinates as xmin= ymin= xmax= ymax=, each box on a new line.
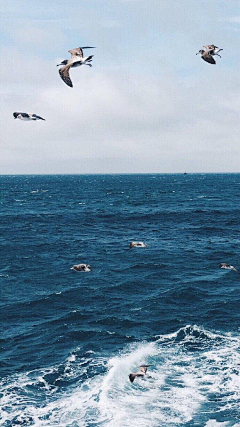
xmin=129 ymin=365 xmax=151 ymax=383
xmin=129 ymin=241 xmax=147 ymax=249
xmin=13 ymin=112 xmax=45 ymax=121
xmin=219 ymin=263 xmax=238 ymax=273
xmin=57 ymin=47 xmax=95 ymax=87
xmin=71 ymin=264 xmax=92 ymax=272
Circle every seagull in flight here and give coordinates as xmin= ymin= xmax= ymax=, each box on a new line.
xmin=13 ymin=112 xmax=45 ymax=121
xmin=57 ymin=47 xmax=95 ymax=87
xmin=129 ymin=365 xmax=151 ymax=383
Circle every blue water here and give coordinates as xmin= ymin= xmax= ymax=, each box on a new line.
xmin=0 ymin=174 xmax=240 ymax=426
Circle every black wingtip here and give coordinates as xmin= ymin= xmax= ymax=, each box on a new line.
xmin=129 ymin=374 xmax=135 ymax=383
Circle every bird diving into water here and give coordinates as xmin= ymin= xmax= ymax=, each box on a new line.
xmin=13 ymin=112 xmax=45 ymax=121
xmin=196 ymin=45 xmax=223 ymax=64
xmin=57 ymin=47 xmax=95 ymax=87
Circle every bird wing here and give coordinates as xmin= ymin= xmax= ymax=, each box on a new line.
xmin=18 ymin=112 xmax=29 ymax=118
xmin=203 ymin=45 xmax=213 ymax=51
xmin=59 ymin=64 xmax=73 ymax=87
xmin=68 ymin=47 xmax=83 ymax=58
xmin=32 ymin=114 xmax=45 ymax=120
xmin=204 ymin=45 xmax=218 ymax=50
xmin=202 ymin=52 xmax=216 ymax=64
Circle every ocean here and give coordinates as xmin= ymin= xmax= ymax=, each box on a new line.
xmin=0 ymin=174 xmax=240 ymax=427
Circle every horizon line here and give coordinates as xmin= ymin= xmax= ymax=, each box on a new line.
xmin=1 ymin=172 xmax=240 ymax=176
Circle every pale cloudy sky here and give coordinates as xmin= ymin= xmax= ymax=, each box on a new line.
xmin=1 ymin=0 xmax=240 ymax=173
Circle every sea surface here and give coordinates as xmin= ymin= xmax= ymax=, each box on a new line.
xmin=0 ymin=174 xmax=240 ymax=427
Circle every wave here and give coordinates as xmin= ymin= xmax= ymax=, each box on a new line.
xmin=1 ymin=325 xmax=240 ymax=426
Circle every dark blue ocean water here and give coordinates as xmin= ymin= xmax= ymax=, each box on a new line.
xmin=0 ymin=174 xmax=240 ymax=426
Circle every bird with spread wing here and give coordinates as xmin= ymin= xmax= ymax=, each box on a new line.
xmin=129 ymin=365 xmax=151 ymax=383
xmin=57 ymin=46 xmax=95 ymax=87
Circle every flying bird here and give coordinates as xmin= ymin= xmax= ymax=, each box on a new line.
xmin=203 ymin=45 xmax=223 ymax=58
xmin=13 ymin=112 xmax=45 ymax=121
xmin=129 ymin=365 xmax=151 ymax=383
xmin=70 ymin=264 xmax=92 ymax=272
xmin=57 ymin=47 xmax=95 ymax=87
xmin=129 ymin=241 xmax=147 ymax=249
xmin=196 ymin=49 xmax=216 ymax=64
xmin=219 ymin=263 xmax=238 ymax=273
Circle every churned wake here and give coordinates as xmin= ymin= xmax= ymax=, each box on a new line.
xmin=1 ymin=325 xmax=240 ymax=426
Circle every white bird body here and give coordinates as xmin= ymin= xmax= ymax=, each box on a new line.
xmin=71 ymin=263 xmax=92 ymax=272
xmin=130 ymin=241 xmax=147 ymax=249
xmin=19 ymin=115 xmax=32 ymax=121
xmin=212 ymin=48 xmax=222 ymax=55
xmin=219 ymin=263 xmax=238 ymax=273
xmin=70 ymin=56 xmax=90 ymax=66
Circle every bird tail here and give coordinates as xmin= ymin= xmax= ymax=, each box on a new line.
xmin=86 ymin=55 xmax=94 ymax=61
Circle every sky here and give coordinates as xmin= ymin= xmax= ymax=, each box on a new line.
xmin=1 ymin=0 xmax=240 ymax=174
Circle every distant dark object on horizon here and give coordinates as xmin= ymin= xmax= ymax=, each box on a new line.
xmin=13 ymin=112 xmax=45 ymax=121
xmin=71 ymin=264 xmax=92 ymax=272
xmin=219 ymin=263 xmax=238 ymax=273
xmin=129 ymin=365 xmax=151 ymax=383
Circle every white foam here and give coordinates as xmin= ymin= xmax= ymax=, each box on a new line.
xmin=1 ymin=326 xmax=240 ymax=426
xmin=205 ymin=421 xmax=230 ymax=427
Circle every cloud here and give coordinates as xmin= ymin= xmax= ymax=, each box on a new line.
xmin=1 ymin=0 xmax=240 ymax=173
xmin=221 ymin=16 xmax=240 ymax=23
